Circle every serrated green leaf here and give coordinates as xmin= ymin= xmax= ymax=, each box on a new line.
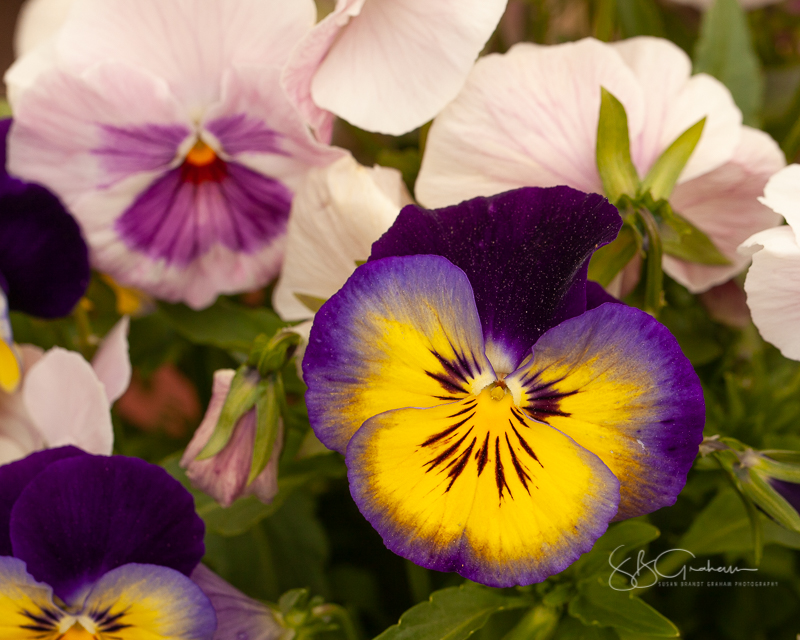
xmin=294 ymin=293 xmax=327 ymax=314
xmin=693 ymin=0 xmax=763 ymax=126
xmin=596 ymin=88 xmax=640 ymax=205
xmin=658 ymin=206 xmax=731 ymax=266
xmin=374 ymin=585 xmax=531 ymax=640
xmin=641 ymin=118 xmax=705 ymax=201
xmin=588 ymin=224 xmax=641 ymax=287
xmin=158 ymin=298 xmax=285 ymax=353
xmin=569 ymin=578 xmax=679 ymax=637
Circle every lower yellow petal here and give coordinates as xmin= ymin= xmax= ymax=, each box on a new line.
xmin=346 ymin=387 xmax=620 ymax=586
xmin=0 ymin=339 xmax=20 ymax=393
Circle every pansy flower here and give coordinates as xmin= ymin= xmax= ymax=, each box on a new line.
xmin=0 ymin=446 xmax=214 ymax=638
xmin=6 ymin=0 xmax=344 ymax=309
xmin=303 ymin=186 xmax=705 ymax=586
xmin=415 ymin=37 xmax=785 ymax=294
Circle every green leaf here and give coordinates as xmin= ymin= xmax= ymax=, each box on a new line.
xmin=693 ymin=0 xmax=763 ymax=126
xmin=740 ymin=470 xmax=800 ymax=534
xmin=574 ymin=520 xmax=661 ymax=579
xmin=588 ymin=224 xmax=641 ymax=287
xmin=248 ymin=375 xmax=282 ymax=484
xmin=374 ymin=584 xmax=531 ymax=640
xmin=501 ymin=606 xmax=559 ymax=640
xmin=658 ymin=205 xmax=731 ymax=266
xmin=616 ymin=0 xmax=665 ymax=38
xmin=158 ymin=298 xmax=285 ymax=353
xmin=553 ymin=617 xmax=618 ymax=640
xmin=569 ymin=578 xmax=679 ymax=637
xmin=294 ymin=292 xmax=327 ymax=314
xmin=640 ymin=118 xmax=705 ymax=202
xmin=596 ymin=88 xmax=640 ymax=205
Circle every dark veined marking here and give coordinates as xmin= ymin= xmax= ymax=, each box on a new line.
xmin=495 ymin=437 xmax=513 ymax=502
xmin=424 ymin=428 xmax=473 ymax=473
xmin=510 ymin=421 xmax=544 ymax=468
xmin=445 ymin=437 xmax=477 ymax=492
xmin=447 ymin=401 xmax=476 ymax=419
xmin=424 ymin=370 xmax=464 ymax=395
xmin=475 ymin=433 xmax=490 ymax=476
xmin=510 ymin=407 xmax=529 ymax=428
xmin=20 ymin=606 xmax=63 ymax=633
xmin=430 ymin=350 xmax=471 ymax=386
xmin=505 ymin=433 xmax=532 ymax=495
xmin=93 ymin=604 xmax=133 ymax=634
xmin=421 ymin=415 xmax=473 ymax=447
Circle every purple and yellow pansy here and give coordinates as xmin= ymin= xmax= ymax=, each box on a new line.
xmin=0 ymin=118 xmax=90 ymax=393
xmin=303 ymin=186 xmax=705 ymax=587
xmin=0 ymin=446 xmax=215 ymax=639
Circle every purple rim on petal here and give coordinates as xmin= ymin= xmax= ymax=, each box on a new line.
xmin=9 ymin=454 xmax=205 ymax=602
xmin=115 ymin=159 xmax=291 ymax=266
xmin=0 ymin=446 xmax=87 ymax=556
xmin=370 ymin=186 xmax=621 ymax=370
xmin=0 ymin=120 xmax=90 ymax=318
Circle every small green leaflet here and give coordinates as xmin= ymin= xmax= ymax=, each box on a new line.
xmin=596 ymin=88 xmax=640 ymax=206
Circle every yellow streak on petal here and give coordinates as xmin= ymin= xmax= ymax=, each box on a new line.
xmin=61 ymin=624 xmax=96 ymax=640
xmin=0 ymin=340 xmax=20 ymax=393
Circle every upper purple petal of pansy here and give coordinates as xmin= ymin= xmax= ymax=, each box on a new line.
xmin=0 ymin=120 xmax=90 ymax=318
xmin=370 ymin=187 xmax=621 ymax=371
xmin=205 ymin=114 xmax=287 ymax=157
xmin=9 ymin=454 xmax=205 ymax=604
xmin=94 ymin=123 xmax=191 ymax=186
xmin=0 ymin=446 xmax=87 ymax=556
xmin=586 ymin=280 xmax=622 ymax=309
xmin=115 ymin=159 xmax=291 ymax=266
xmin=769 ymin=478 xmax=800 ymax=514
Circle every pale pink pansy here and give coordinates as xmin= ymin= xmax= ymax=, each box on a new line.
xmin=416 ymin=37 xmax=785 ymax=294
xmin=669 ymin=0 xmax=780 ymax=10
xmin=741 ymin=165 xmax=800 ymax=360
xmin=0 ymin=317 xmax=131 ymax=465
xmin=6 ymin=0 xmax=344 ymax=310
xmin=283 ymin=0 xmax=509 ymax=137
xmin=180 ymin=369 xmax=282 ymax=508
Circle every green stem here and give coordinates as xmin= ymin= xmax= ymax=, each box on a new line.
xmin=405 ymin=559 xmax=433 ymax=603
xmin=637 ymin=208 xmax=664 ymax=318
xmin=72 ymin=302 xmax=94 ymax=358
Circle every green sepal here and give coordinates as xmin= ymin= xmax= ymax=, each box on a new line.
xmin=294 ymin=292 xmax=327 ymax=314
xmin=739 ymin=468 xmax=800 ymax=534
xmin=502 ymin=605 xmax=559 ymax=640
xmin=248 ymin=329 xmax=301 ymax=377
xmin=752 ymin=451 xmax=800 ymax=482
xmin=657 ymin=202 xmax=731 ymax=266
xmin=596 ymin=87 xmax=640 ymax=205
xmin=636 ymin=208 xmax=664 ymax=316
xmin=248 ymin=373 xmax=283 ymax=484
xmin=640 ymin=118 xmax=705 ymax=202
xmin=587 ymin=223 xmax=642 ymax=287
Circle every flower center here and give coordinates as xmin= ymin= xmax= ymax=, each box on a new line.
xmin=180 ymin=139 xmax=227 ymax=184
xmin=185 ymin=139 xmax=217 ymax=167
xmin=61 ymin=623 xmax=97 ymax=640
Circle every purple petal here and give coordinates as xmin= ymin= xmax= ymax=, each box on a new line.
xmin=0 ymin=446 xmax=87 ymax=556
xmin=9 ymin=454 xmax=205 ymax=603
xmin=370 ymin=186 xmax=621 ymax=371
xmin=191 ymin=564 xmax=284 ymax=640
xmin=770 ymin=478 xmax=800 ymax=514
xmin=94 ymin=123 xmax=191 ymax=186
xmin=586 ymin=280 xmax=621 ymax=309
xmin=205 ymin=114 xmax=286 ymax=157
xmin=505 ymin=303 xmax=705 ymax=520
xmin=115 ymin=160 xmax=291 ymax=267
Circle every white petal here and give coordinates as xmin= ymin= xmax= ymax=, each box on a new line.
xmin=0 ymin=387 xmax=41 ymax=465
xmin=309 ymin=0 xmax=508 ymax=135
xmin=282 ymin=0 xmax=366 ymax=141
xmin=415 ymin=39 xmax=645 ymax=207
xmin=91 ymin=316 xmax=131 ymax=404
xmin=14 ymin=0 xmax=76 ymax=57
xmin=760 ymin=164 xmax=800 ymax=239
xmin=665 ymin=127 xmax=785 ymax=292
xmin=51 ymin=0 xmax=315 ymax=112
xmin=612 ymin=37 xmax=742 ymax=182
xmin=273 ymin=155 xmax=405 ymax=321
xmin=22 ymin=348 xmax=113 ymax=455
xmin=742 ymin=226 xmax=800 ymax=360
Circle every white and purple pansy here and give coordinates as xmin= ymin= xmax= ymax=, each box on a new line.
xmin=0 ymin=446 xmax=215 ymax=638
xmin=6 ymin=0 xmax=344 ymax=309
xmin=302 ymin=186 xmax=705 ymax=587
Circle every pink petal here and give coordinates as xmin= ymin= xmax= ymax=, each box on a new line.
xmin=245 ymin=422 xmax=283 ymax=504
xmin=91 ymin=316 xmax=131 ymax=404
xmin=612 ymin=37 xmax=742 ymax=182
xmin=416 ymin=39 xmax=645 ymax=207
xmin=14 ymin=0 xmax=76 ymax=57
xmin=760 ymin=163 xmax=800 ymax=236
xmin=22 ymin=348 xmax=113 ymax=455
xmin=190 ymin=564 xmax=284 ymax=640
xmin=181 ymin=369 xmax=236 ymax=464
xmin=742 ymin=226 xmax=800 ymax=360
xmin=666 ymin=126 xmax=785 ymax=292
xmin=302 ymin=0 xmax=508 ymax=135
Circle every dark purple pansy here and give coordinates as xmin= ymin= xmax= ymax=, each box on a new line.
xmin=0 ymin=118 xmax=90 ymax=318
xmin=0 ymin=447 xmax=204 ymax=602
